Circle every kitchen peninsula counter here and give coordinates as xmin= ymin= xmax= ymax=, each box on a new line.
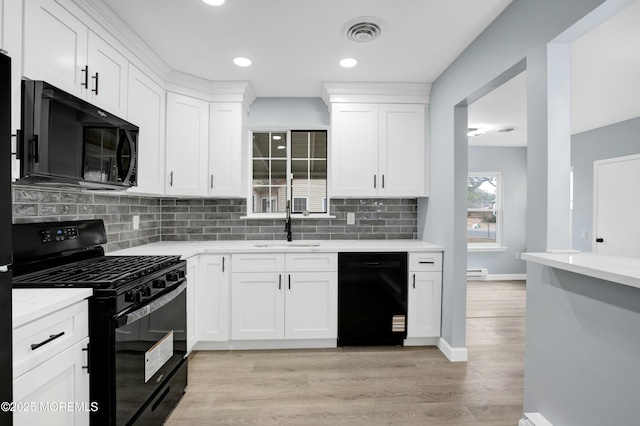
xmin=522 ymin=252 xmax=640 ymax=290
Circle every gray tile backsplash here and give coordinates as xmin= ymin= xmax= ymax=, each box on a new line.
xmin=11 ymin=185 xmax=417 ymax=251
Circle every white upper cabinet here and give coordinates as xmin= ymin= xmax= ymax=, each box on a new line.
xmin=127 ymin=65 xmax=166 ymax=195
xmin=208 ymin=102 xmax=243 ymax=197
xmin=330 ymin=103 xmax=426 ymax=197
xmin=330 ymin=103 xmax=380 ymax=197
xmin=23 ymin=0 xmax=128 ymax=117
xmin=165 ymin=92 xmax=209 ymax=196
xmin=323 ymin=82 xmax=430 ymax=198
xmin=379 ymin=104 xmax=426 ymax=196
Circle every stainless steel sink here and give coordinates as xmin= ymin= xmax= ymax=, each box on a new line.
xmin=254 ymin=242 xmax=321 ymax=248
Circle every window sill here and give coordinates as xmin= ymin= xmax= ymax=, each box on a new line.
xmin=467 ymin=246 xmax=509 ymax=253
xmin=240 ymin=214 xmax=336 ymax=220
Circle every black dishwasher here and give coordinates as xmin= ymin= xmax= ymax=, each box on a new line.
xmin=338 ymin=252 xmax=408 ymax=346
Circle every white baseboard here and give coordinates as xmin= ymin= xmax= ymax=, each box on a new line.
xmin=437 ymin=337 xmax=468 ymax=362
xmin=521 ymin=413 xmax=553 ymax=426
xmin=403 ymin=337 xmax=438 ymax=346
xmin=468 ymin=273 xmax=527 ymax=281
xmin=193 ymin=339 xmax=337 ymax=351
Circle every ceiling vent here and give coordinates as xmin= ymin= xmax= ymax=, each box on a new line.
xmin=343 ymin=17 xmax=384 ymax=43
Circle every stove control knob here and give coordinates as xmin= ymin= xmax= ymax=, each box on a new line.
xmin=166 ymin=272 xmax=179 ymax=282
xmin=152 ymin=278 xmax=166 ymax=288
xmin=125 ymin=290 xmax=142 ymax=303
xmin=141 ymin=285 xmax=152 ymax=297
xmin=177 ymin=270 xmax=186 ymax=279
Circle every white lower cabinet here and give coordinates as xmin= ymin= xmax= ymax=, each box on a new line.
xmin=231 ymin=253 xmax=337 ymax=341
xmin=12 ymin=298 xmax=90 ymax=426
xmin=407 ymin=253 xmax=443 ymax=339
xmin=13 ymin=337 xmax=90 ymax=426
xmin=196 ymin=255 xmax=230 ymax=342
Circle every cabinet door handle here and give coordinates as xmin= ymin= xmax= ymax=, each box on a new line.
xmin=382 ymin=174 xmax=385 ymax=188
xmin=279 ymin=274 xmax=282 ymax=290
xmin=31 ymin=331 xmax=65 ymax=350
xmin=210 ymin=175 xmax=214 ymax=189
xmin=222 ymin=257 xmax=225 ymax=272
xmin=412 ymin=274 xmax=416 ymax=289
xmin=288 ymin=275 xmax=291 ymax=290
xmin=81 ymin=65 xmax=89 ymax=89
xmin=596 ymin=238 xmax=604 ymax=243
xmin=373 ymin=174 xmax=377 ymax=188
xmin=92 ymin=72 xmax=99 ymax=95
xmin=169 ymin=171 xmax=174 ymax=186
xmin=82 ymin=343 xmax=90 ymax=374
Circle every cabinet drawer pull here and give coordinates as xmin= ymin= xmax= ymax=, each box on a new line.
xmin=31 ymin=331 xmax=65 ymax=350
xmin=82 ymin=343 xmax=90 ymax=374
xmin=419 ymin=261 xmax=435 ymax=264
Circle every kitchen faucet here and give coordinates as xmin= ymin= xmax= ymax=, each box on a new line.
xmin=285 ymin=200 xmax=292 ymax=241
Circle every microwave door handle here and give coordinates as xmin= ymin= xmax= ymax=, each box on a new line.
xmin=116 ymin=131 xmax=136 ymax=185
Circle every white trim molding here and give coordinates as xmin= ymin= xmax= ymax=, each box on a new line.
xmin=321 ymin=82 xmax=431 ymax=106
xmin=520 ymin=413 xmax=554 ymax=426
xmin=437 ymin=337 xmax=468 ymax=362
xmin=468 ymin=273 xmax=527 ymax=281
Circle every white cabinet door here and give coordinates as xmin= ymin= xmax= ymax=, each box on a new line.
xmin=165 ymin=93 xmax=209 ymax=196
xmin=379 ymin=104 xmax=426 ymax=197
xmin=127 ymin=66 xmax=166 ymax=195
xmin=330 ymin=103 xmax=379 ymax=197
xmin=86 ymin=32 xmax=128 ymax=117
xmin=231 ymin=272 xmax=284 ymax=340
xmin=593 ymin=154 xmax=640 ymax=257
xmin=185 ymin=256 xmax=199 ymax=352
xmin=208 ymin=102 xmax=243 ymax=197
xmin=197 ymin=255 xmax=230 ymax=342
xmin=285 ymin=272 xmax=337 ymax=339
xmin=407 ymin=271 xmax=442 ymax=338
xmin=13 ymin=337 xmax=90 ymax=426
xmin=23 ymin=0 xmax=88 ymax=97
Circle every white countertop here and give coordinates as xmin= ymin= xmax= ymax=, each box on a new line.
xmin=110 ymin=239 xmax=444 ymax=258
xmin=13 ymin=288 xmax=93 ymax=328
xmin=522 ymin=252 xmax=640 ymax=290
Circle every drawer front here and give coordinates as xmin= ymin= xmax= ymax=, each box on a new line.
xmin=285 ymin=253 xmax=337 ymax=272
xmin=13 ymin=300 xmax=89 ymax=379
xmin=409 ymin=252 xmax=443 ymax=272
xmin=232 ymin=253 xmax=285 ymax=273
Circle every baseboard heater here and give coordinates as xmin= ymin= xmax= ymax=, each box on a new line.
xmin=466 ymin=268 xmax=488 ymax=279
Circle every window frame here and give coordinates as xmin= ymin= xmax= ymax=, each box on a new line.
xmin=246 ymin=129 xmax=332 ymax=218
xmin=467 ymin=172 xmax=503 ymax=249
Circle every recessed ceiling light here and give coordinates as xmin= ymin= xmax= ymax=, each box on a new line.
xmin=203 ymin=0 xmax=225 ymax=5
xmin=340 ymin=58 xmax=357 ymax=68
xmin=233 ymin=57 xmax=252 ymax=67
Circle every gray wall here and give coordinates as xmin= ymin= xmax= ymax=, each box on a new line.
xmin=468 ymin=146 xmax=527 ymax=275
xmin=571 ymin=116 xmax=640 ymax=252
xmin=423 ymin=0 xmax=606 ymax=349
xmin=11 ymin=185 xmax=417 ymax=252
xmin=525 ymin=263 xmax=640 ymax=425
xmin=247 ymin=97 xmax=329 ymax=128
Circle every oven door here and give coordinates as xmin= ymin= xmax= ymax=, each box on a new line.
xmin=114 ymin=281 xmax=187 ymax=425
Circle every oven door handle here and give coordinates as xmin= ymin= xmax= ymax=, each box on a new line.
xmin=117 ymin=281 xmax=186 ymax=327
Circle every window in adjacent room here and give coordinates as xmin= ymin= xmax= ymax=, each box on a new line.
xmin=467 ymin=173 xmax=502 ymax=247
xmin=250 ymin=130 xmax=328 ymax=215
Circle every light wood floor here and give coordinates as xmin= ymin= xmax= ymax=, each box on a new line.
xmin=166 ymin=280 xmax=526 ymax=426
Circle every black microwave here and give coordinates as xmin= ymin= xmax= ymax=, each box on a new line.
xmin=18 ymin=80 xmax=138 ymax=190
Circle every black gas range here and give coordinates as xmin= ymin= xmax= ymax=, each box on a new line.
xmin=12 ymin=219 xmax=188 ymax=426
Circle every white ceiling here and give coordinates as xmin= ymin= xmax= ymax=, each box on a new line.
xmin=468 ymin=0 xmax=640 ymax=147
xmin=100 ymin=0 xmax=513 ymax=97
